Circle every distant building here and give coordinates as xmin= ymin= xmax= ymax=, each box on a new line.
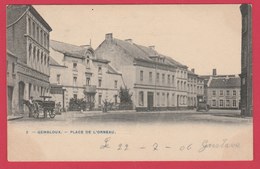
xmin=95 ymin=33 xmax=192 ymax=111
xmin=7 ymin=5 xmax=52 ymax=116
xmin=201 ymin=69 xmax=241 ymax=109
xmin=187 ymin=69 xmax=204 ymax=108
xmin=240 ymin=4 xmax=252 ymax=116
xmin=49 ymin=40 xmax=123 ymax=110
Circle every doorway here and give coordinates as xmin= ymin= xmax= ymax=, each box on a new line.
xmin=147 ymin=92 xmax=154 ymax=111
xmin=18 ymin=81 xmax=25 ymax=112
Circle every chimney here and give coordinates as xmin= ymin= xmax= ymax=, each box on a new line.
xmin=212 ymin=69 xmax=217 ymax=76
xmin=191 ymin=68 xmax=195 ymax=73
xmin=149 ymin=45 xmax=155 ymax=50
xmin=125 ymin=39 xmax=133 ymax=44
xmin=105 ymin=33 xmax=113 ymax=41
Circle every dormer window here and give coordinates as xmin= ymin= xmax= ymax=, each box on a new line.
xmin=98 ymin=66 xmax=102 ymax=74
xmin=73 ymin=63 xmax=77 ymax=71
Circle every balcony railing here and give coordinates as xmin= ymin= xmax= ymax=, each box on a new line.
xmin=84 ymin=85 xmax=97 ymax=93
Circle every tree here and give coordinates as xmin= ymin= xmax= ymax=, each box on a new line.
xmin=118 ymin=86 xmax=133 ymax=110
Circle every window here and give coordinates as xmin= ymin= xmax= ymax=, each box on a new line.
xmin=162 ymin=74 xmax=165 ymax=84
xmin=212 ymin=90 xmax=216 ymax=96
xmin=98 ymin=66 xmax=102 ymax=74
xmin=73 ymin=77 xmax=77 ymax=87
xmin=47 ymin=35 xmax=49 ymax=48
xmin=86 ymin=58 xmax=90 ymax=68
xmin=226 ymin=90 xmax=230 ymax=96
xmin=140 ymin=70 xmax=143 ymax=81
xmin=33 ymin=47 xmax=36 ymax=61
xmin=220 ymin=100 xmax=224 ymax=107
xmin=86 ymin=77 xmax=90 ymax=86
xmin=57 ymin=74 xmax=61 ymax=84
xmin=28 ymin=44 xmax=32 ymax=59
xmin=36 ymin=26 xmax=39 ymax=41
xmin=28 ymin=18 xmax=31 ymax=35
xmin=149 ymin=72 xmax=152 ymax=82
xmin=242 ymin=78 xmax=246 ymax=85
xmin=12 ymin=62 xmax=15 ymax=74
xmin=43 ymin=33 xmax=46 ymax=47
xmin=172 ymin=75 xmax=174 ymax=85
xmin=40 ymin=30 xmax=43 ymax=45
xmin=73 ymin=94 xmax=77 ymax=99
xmin=233 ymin=100 xmax=237 ymax=107
xmin=172 ymin=93 xmax=175 ymax=106
xmin=167 ymin=75 xmax=170 ymax=85
xmin=41 ymin=52 xmax=43 ymax=64
xmin=32 ymin=22 xmax=35 ymax=38
xmin=220 ymin=90 xmax=223 ymax=96
xmin=98 ymin=94 xmax=102 ymax=105
xmin=177 ymin=81 xmax=180 ymax=90
xmin=139 ymin=91 xmax=144 ymax=106
xmin=162 ymin=93 xmax=165 ymax=106
xmin=156 ymin=73 xmax=159 ymax=83
xmin=114 ymin=95 xmax=118 ymax=104
xmin=226 ymin=100 xmax=230 ymax=107
xmin=157 ymin=92 xmax=160 ymax=106
xmin=73 ymin=63 xmax=77 ymax=70
xmin=98 ymin=79 xmax=102 ymax=87
xmin=212 ymin=100 xmax=216 ymax=106
xmin=114 ymin=80 xmax=118 ymax=88
xmin=44 ymin=54 xmax=46 ymax=65
xmin=37 ymin=50 xmax=40 ymax=63
xmin=233 ymin=90 xmax=236 ymax=96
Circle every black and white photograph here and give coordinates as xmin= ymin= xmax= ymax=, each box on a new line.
xmin=6 ymin=4 xmax=252 ymax=161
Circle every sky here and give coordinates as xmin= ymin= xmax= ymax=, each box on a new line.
xmin=34 ymin=5 xmax=242 ymax=75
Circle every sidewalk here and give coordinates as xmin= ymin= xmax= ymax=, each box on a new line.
xmin=7 ymin=115 xmax=24 ymax=121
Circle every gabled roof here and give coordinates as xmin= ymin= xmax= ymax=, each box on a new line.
xmin=209 ymin=77 xmax=240 ymax=88
xmin=7 ymin=5 xmax=28 ymax=26
xmin=108 ymin=38 xmax=187 ymax=68
xmin=50 ymin=40 xmax=96 ymax=59
xmin=7 ymin=5 xmax=52 ymax=31
xmin=113 ymin=38 xmax=152 ymax=61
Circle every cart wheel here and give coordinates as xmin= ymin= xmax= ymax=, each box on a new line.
xmin=33 ymin=110 xmax=39 ymax=118
xmin=49 ymin=110 xmax=56 ymax=118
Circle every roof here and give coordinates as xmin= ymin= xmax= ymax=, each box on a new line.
xmin=114 ymin=39 xmax=152 ymax=61
xmin=107 ymin=64 xmax=121 ymax=75
xmin=209 ymin=77 xmax=240 ymax=88
xmin=187 ymin=70 xmax=197 ymax=75
xmin=7 ymin=5 xmax=52 ymax=31
xmin=51 ymin=40 xmax=98 ymax=59
xmin=49 ymin=56 xmax=66 ymax=67
xmin=105 ymin=38 xmax=187 ymax=68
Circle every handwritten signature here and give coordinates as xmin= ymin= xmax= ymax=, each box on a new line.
xmin=99 ymin=137 xmax=240 ymax=152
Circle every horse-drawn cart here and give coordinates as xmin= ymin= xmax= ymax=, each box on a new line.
xmin=24 ymin=96 xmax=56 ymax=118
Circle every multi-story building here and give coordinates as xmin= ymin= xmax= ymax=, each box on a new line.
xmin=49 ymin=40 xmax=123 ymax=110
xmin=7 ymin=5 xmax=52 ymax=116
xmin=187 ymin=69 xmax=204 ymax=108
xmin=95 ymin=33 xmax=189 ymax=111
xmin=240 ymin=4 xmax=252 ymax=116
xmin=207 ymin=77 xmax=240 ymax=110
xmin=201 ymin=69 xmax=241 ymax=109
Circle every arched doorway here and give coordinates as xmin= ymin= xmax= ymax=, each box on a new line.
xmin=18 ymin=81 xmax=25 ymax=112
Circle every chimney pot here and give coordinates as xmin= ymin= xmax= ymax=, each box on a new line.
xmin=213 ymin=69 xmax=217 ymax=76
xmin=105 ymin=33 xmax=113 ymax=41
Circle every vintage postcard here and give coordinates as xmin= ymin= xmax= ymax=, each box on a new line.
xmin=6 ymin=4 xmax=253 ymax=161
